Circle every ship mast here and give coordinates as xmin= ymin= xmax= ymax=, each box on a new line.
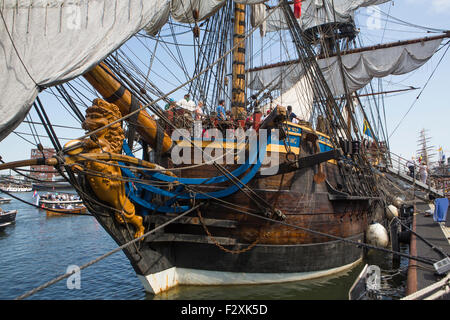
xmin=231 ymin=3 xmax=247 ymax=125
xmin=417 ymin=128 xmax=435 ymax=165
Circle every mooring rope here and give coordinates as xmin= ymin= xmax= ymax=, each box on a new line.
xmin=74 ymin=1 xmax=284 ymax=144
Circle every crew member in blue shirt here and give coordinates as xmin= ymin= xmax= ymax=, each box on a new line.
xmin=287 ymin=105 xmax=301 ymax=123
xmin=216 ymin=99 xmax=226 ymax=120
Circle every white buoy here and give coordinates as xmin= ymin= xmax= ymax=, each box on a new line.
xmin=386 ymin=205 xmax=399 ymax=220
xmin=393 ymin=197 xmax=404 ymax=208
xmin=366 ymin=223 xmax=389 ymax=248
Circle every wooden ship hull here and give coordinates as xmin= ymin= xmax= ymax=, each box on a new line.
xmin=78 ymin=118 xmax=375 ymax=294
xmin=5 ymin=0 xmax=434 ymax=297
xmin=88 ymin=167 xmax=370 ymax=294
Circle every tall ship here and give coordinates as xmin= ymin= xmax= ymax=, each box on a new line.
xmin=0 ymin=0 xmax=447 ymax=295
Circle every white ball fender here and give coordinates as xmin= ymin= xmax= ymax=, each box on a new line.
xmin=386 ymin=205 xmax=398 ymax=220
xmin=366 ymin=223 xmax=389 ymax=248
xmin=393 ymin=197 xmax=404 ymax=208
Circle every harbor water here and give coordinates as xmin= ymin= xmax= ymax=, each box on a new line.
xmin=0 ymin=192 xmax=408 ymax=300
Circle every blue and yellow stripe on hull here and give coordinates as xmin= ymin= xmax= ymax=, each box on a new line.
xmin=174 ymin=121 xmax=335 ymax=162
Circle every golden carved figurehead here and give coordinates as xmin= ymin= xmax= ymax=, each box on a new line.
xmin=82 ymin=98 xmax=124 ymax=154
xmin=80 ymin=98 xmax=144 ymax=239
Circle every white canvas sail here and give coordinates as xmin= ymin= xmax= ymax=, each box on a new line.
xmin=170 ymin=0 xmax=226 ymax=23
xmin=261 ymin=75 xmax=314 ymax=121
xmin=318 ymin=38 xmax=443 ymax=96
xmin=145 ymin=0 xmax=267 ymax=32
xmin=248 ymin=37 xmax=443 ymax=96
xmin=252 ymin=0 xmax=390 ymax=35
xmin=0 ymin=0 xmax=268 ymax=142
xmin=247 ymin=63 xmax=306 ymax=92
xmin=0 ymin=0 xmax=170 ymax=142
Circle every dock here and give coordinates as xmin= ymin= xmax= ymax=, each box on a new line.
xmin=403 ymin=202 xmax=450 ymax=300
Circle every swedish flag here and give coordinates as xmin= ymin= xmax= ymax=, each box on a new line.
xmin=363 ymin=119 xmax=373 ymax=138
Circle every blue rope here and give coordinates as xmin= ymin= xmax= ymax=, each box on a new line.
xmin=120 ymin=133 xmax=269 ymax=212
xmin=122 ymin=139 xmax=258 ymax=185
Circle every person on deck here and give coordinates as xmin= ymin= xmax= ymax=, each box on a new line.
xmin=164 ymin=98 xmax=176 ymax=111
xmin=216 ymin=100 xmax=226 ymax=121
xmin=287 ymin=105 xmax=301 ymax=124
xmin=419 ymin=162 xmax=428 ymax=185
xmin=195 ymin=101 xmax=204 ymax=120
xmin=406 ymin=157 xmax=416 ymax=178
xmin=177 ymin=94 xmax=196 ymax=113
xmin=261 ymin=109 xmax=271 ymax=122
xmin=250 ymin=94 xmax=259 ymax=113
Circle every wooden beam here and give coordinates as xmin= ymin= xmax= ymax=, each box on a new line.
xmin=247 ymin=33 xmax=450 ymax=73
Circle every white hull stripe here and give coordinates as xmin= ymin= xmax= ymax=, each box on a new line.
xmin=137 ymin=258 xmax=362 ymax=295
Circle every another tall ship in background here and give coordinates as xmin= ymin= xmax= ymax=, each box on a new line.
xmin=0 ymin=0 xmax=447 ymax=294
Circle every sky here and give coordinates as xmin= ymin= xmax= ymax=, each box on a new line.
xmin=0 ymin=0 xmax=449 ymax=173
xmin=360 ymin=0 xmax=450 ymax=162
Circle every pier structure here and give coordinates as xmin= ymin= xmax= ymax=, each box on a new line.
xmin=403 ymin=202 xmax=450 ymax=300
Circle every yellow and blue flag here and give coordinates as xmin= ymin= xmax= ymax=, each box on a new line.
xmin=363 ymin=119 xmax=373 ymax=139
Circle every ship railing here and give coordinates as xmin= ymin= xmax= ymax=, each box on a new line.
xmin=387 ymin=151 xmax=446 ymax=197
xmin=388 ymin=152 xmax=417 ymax=179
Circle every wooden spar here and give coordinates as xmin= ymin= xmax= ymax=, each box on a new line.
xmin=246 ymin=33 xmax=450 ymax=73
xmin=0 ymin=158 xmax=58 ymax=171
xmin=231 ymin=3 xmax=247 ymax=121
xmin=0 ymin=153 xmax=177 ymax=177
xmin=353 ymin=87 xmax=419 ymax=98
xmin=314 ymin=87 xmax=419 ymax=104
xmin=83 ymin=63 xmax=173 ymax=153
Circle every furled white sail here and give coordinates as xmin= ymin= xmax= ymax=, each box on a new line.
xmin=261 ymin=75 xmax=314 ymax=121
xmin=170 ymin=0 xmax=226 ymax=24
xmin=0 ymin=0 xmax=170 ymax=142
xmin=248 ymin=63 xmax=306 ymax=92
xmin=252 ymin=0 xmax=390 ymax=35
xmin=0 ymin=0 xmax=269 ymax=142
xmin=248 ymin=38 xmax=443 ymax=96
xmin=319 ymin=38 xmax=443 ymax=96
xmin=146 ymin=0 xmax=267 ymax=30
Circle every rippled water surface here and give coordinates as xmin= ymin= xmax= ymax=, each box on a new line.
xmin=0 ymin=192 xmax=407 ymax=300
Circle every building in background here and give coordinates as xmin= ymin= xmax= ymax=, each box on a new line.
xmin=30 ymin=148 xmax=58 ymax=181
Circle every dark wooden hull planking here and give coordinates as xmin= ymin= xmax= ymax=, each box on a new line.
xmin=83 ymin=154 xmax=373 ymax=293
xmin=76 ymin=122 xmax=378 ymax=293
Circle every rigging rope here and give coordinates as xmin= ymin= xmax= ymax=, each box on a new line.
xmin=13 ymin=204 xmax=204 ymax=300
xmin=73 ymin=1 xmax=285 ymax=144
xmin=389 ymin=43 xmax=450 ymax=138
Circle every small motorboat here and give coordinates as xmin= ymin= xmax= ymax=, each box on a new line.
xmin=38 ymin=192 xmax=83 ymax=208
xmin=0 ymin=196 xmax=12 ymax=204
xmin=45 ymin=205 xmax=87 ymax=217
xmin=0 ymin=209 xmax=17 ymax=228
xmin=37 ymin=192 xmax=88 ymax=216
